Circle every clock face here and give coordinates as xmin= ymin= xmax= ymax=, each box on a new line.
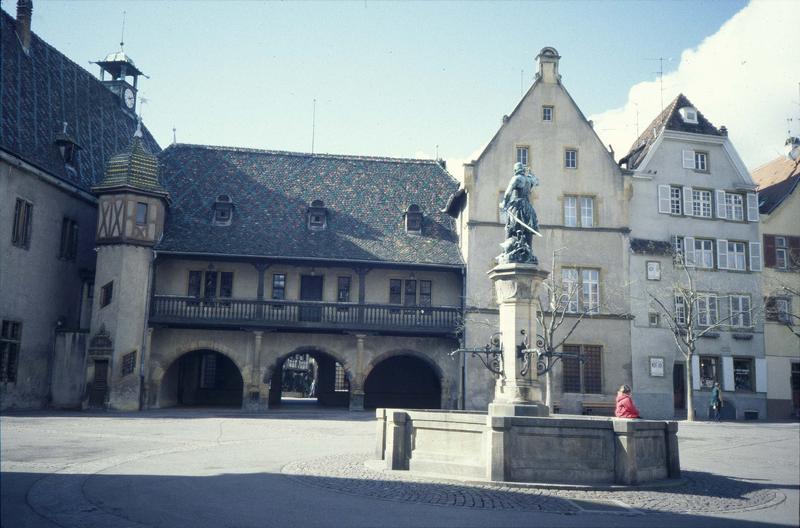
xmin=123 ymin=88 xmax=135 ymax=109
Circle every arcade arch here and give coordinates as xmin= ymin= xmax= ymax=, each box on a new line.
xmin=267 ymin=348 xmax=351 ymax=407
xmin=364 ymin=353 xmax=442 ymax=409
xmin=158 ymin=349 xmax=244 ymax=408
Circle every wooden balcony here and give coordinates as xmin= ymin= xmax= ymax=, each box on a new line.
xmin=149 ymin=296 xmax=460 ymax=336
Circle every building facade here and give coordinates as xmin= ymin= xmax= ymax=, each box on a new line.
xmin=80 ymin=141 xmax=464 ymax=412
xmin=0 ymin=4 xmax=158 ymax=409
xmin=622 ymin=95 xmax=767 ymax=420
xmin=754 ymin=158 xmax=799 ymax=418
xmin=447 ymin=48 xmax=633 ymax=413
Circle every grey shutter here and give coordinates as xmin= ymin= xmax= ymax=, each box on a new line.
xmin=683 ymin=186 xmax=694 ymax=216
xmin=715 ymin=190 xmax=727 ymax=219
xmin=716 ymin=239 xmax=728 ymax=270
xmin=658 ymin=185 xmax=671 ymax=214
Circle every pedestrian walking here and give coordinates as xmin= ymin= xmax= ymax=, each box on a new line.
xmin=615 ymin=384 xmax=641 ymax=418
xmin=709 ymin=382 xmax=723 ymax=421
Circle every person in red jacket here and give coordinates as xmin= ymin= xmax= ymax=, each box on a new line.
xmin=615 ymin=384 xmax=641 ymax=418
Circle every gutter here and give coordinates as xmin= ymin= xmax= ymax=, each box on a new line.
xmin=0 ymin=149 xmax=97 ymax=205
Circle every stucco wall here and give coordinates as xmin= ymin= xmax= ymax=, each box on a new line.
xmin=457 ymin=53 xmax=631 ymax=410
xmin=1 ymin=160 xmax=96 ymax=409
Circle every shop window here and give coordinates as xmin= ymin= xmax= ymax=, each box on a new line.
xmin=734 ymin=358 xmax=754 ymax=392
xmin=699 ymin=356 xmax=719 ymax=389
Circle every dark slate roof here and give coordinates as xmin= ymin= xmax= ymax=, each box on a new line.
xmin=758 ymin=173 xmax=799 ymax=215
xmin=620 ymin=94 xmax=721 ymax=169
xmin=156 ymin=144 xmax=463 ymax=267
xmin=630 ymin=238 xmax=673 ymax=256
xmin=0 ymin=10 xmax=160 ymax=192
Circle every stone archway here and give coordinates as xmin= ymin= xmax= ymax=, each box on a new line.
xmin=266 ymin=347 xmax=353 ymax=408
xmin=363 ymin=352 xmax=443 ymax=410
xmin=159 ymin=349 xmax=244 ymax=408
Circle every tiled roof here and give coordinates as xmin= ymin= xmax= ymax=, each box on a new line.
xmin=0 ymin=10 xmax=160 ymax=193
xmin=752 ymin=156 xmax=800 ymax=190
xmin=758 ymin=173 xmax=799 ymax=215
xmin=94 ymin=131 xmax=168 ymax=195
xmin=620 ymin=94 xmax=721 ymax=169
xmin=156 ymin=145 xmax=463 ymax=267
xmin=630 ymin=238 xmax=673 ymax=256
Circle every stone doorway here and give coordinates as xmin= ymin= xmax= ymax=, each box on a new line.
xmin=364 ymin=355 xmax=441 ymax=409
xmin=88 ymin=359 xmax=109 ymax=408
xmin=159 ymin=350 xmax=243 ymax=408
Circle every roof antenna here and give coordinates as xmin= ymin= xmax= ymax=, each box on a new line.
xmin=120 ymin=11 xmax=126 ymax=50
xmin=645 ymin=57 xmax=671 ymax=111
xmin=311 ymin=98 xmax=317 ymax=155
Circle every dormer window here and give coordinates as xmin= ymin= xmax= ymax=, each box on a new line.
xmin=54 ymin=122 xmax=82 ymax=169
xmin=678 ymin=106 xmax=698 ymax=124
xmin=212 ymin=194 xmax=234 ymax=226
xmin=405 ymin=204 xmax=423 ymax=233
xmin=307 ymin=199 xmax=328 ymax=230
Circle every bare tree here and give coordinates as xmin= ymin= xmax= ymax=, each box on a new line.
xmin=535 ymin=250 xmax=601 ymax=412
xmin=763 ymin=281 xmax=800 ymax=339
xmin=648 ymin=255 xmax=758 ymax=421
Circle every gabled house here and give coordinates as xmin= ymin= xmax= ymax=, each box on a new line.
xmin=621 ymin=94 xmax=766 ymax=419
xmin=447 ymin=48 xmax=632 ymax=413
xmin=753 ymin=156 xmax=799 ymax=418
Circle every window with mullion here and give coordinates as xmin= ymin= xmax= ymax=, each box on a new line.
xmin=730 ymin=295 xmax=751 ymax=327
xmin=727 ymin=241 xmax=746 ymax=271
xmin=697 ymin=293 xmax=718 ymax=326
xmin=725 ymin=194 xmax=744 ymax=221
xmin=561 ymin=269 xmax=579 ymax=313
xmin=564 ymin=197 xmax=577 ymax=227
xmin=694 ymin=239 xmax=714 ymax=269
xmin=337 ymin=277 xmax=351 ymax=303
xmin=581 ymin=269 xmax=599 ymax=314
xmin=692 ymin=190 xmax=712 ymax=217
xmin=670 ymin=187 xmax=682 ymax=215
xmin=580 ymin=197 xmax=594 ymax=227
xmin=419 ymin=280 xmax=432 ymax=307
xmin=561 ymin=345 xmax=581 ymax=392
xmin=389 ymin=279 xmax=402 ymax=305
xmin=272 ymin=274 xmax=286 ymax=300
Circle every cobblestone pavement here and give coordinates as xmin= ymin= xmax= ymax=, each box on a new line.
xmin=283 ymin=453 xmax=785 ymax=514
xmin=2 ymin=408 xmax=798 ymax=528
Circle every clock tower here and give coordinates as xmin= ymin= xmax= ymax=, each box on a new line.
xmin=93 ymin=48 xmax=145 ymax=116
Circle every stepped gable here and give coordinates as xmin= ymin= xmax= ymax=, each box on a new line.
xmin=0 ymin=9 xmax=160 ymax=192
xmin=620 ymin=94 xmax=721 ymax=169
xmin=156 ymin=144 xmax=463 ymax=267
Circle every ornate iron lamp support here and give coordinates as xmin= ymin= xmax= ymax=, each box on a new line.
xmin=450 ymin=332 xmax=504 ymax=377
xmin=517 ymin=329 xmax=586 ymax=377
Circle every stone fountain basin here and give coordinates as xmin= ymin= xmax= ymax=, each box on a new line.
xmin=374 ymin=409 xmax=680 ymax=486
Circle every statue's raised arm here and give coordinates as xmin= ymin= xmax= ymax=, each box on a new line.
xmin=497 ymin=162 xmax=540 ymax=265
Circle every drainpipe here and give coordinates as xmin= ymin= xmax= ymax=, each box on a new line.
xmin=460 ymin=266 xmax=466 ymax=410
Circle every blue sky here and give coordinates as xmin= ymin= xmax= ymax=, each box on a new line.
xmin=7 ymin=0 xmax=794 ymax=171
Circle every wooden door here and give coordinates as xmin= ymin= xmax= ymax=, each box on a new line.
xmin=89 ymin=360 xmax=109 ymax=407
xmin=673 ymin=363 xmax=685 ymax=410
xmin=300 ymin=275 xmax=323 ymax=322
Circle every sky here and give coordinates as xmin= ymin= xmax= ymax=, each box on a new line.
xmin=5 ymin=0 xmax=797 ymax=179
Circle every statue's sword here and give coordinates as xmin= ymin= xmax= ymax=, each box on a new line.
xmin=506 ymin=211 xmax=543 ymax=237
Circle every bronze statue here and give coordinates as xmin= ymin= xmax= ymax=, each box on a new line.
xmin=498 ymin=162 xmax=540 ymax=264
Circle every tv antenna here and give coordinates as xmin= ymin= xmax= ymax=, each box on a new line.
xmin=645 ymin=57 xmax=671 ymax=111
xmin=311 ymin=98 xmax=317 ymax=154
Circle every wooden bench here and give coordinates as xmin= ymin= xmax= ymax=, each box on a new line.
xmin=581 ymin=401 xmax=615 ymax=416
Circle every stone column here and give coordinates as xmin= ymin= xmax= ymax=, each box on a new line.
xmin=244 ymin=330 xmax=268 ymax=411
xmin=349 ymin=334 xmax=366 ymax=411
xmin=487 ymin=262 xmax=549 ymax=417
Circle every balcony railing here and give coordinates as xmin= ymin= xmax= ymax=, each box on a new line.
xmin=149 ymin=296 xmax=460 ymax=336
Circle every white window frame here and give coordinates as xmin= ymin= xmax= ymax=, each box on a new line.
xmin=670 ymin=186 xmax=682 ymax=215
xmin=776 ymin=237 xmax=788 ymax=269
xmin=727 ymin=241 xmax=746 ymax=271
xmin=565 ymin=149 xmax=578 ymax=169
xmin=726 ymin=193 xmax=744 ymax=221
xmin=694 ymin=239 xmax=714 ymax=269
xmin=697 ymin=293 xmax=718 ymax=327
xmin=516 ymin=146 xmax=529 ymax=167
xmin=694 ymin=151 xmax=708 ymax=171
xmin=675 ymin=295 xmax=687 ymax=325
xmin=729 ymin=295 xmax=752 ymax=328
xmin=580 ymin=196 xmax=594 ymax=227
xmin=542 ymin=106 xmax=553 ymax=122
xmin=692 ymin=189 xmax=712 ymax=217
xmin=564 ymin=196 xmax=577 ymax=227
xmin=561 ymin=268 xmax=579 ymax=313
xmin=582 ymin=269 xmax=600 ymax=314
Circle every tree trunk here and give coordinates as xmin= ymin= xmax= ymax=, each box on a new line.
xmin=545 ymin=369 xmax=553 ymax=413
xmin=685 ymin=355 xmax=694 ymax=422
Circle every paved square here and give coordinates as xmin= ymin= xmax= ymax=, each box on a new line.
xmin=2 ymin=408 xmax=798 ymax=527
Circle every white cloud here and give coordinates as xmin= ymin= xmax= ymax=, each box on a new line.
xmin=591 ymin=1 xmax=798 ymax=170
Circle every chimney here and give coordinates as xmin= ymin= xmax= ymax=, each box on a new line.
xmin=719 ymin=126 xmax=728 ymax=137
xmin=16 ymin=0 xmax=33 ymax=53
xmin=536 ymin=47 xmax=561 ymax=84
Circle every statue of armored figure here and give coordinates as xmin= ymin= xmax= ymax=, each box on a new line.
xmin=498 ymin=162 xmax=540 ymax=264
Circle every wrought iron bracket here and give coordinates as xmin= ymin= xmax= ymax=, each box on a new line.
xmin=450 ymin=332 xmax=504 ymax=377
